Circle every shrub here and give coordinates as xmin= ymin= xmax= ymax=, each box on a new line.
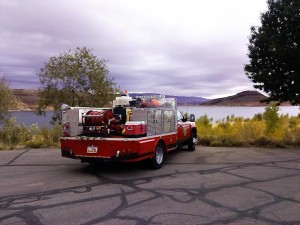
xmin=50 ymin=123 xmax=62 ymax=143
xmin=0 ymin=118 xmax=62 ymax=150
xmin=0 ymin=118 xmax=25 ymax=148
xmin=253 ymin=113 xmax=263 ymax=121
xmin=263 ymin=105 xmax=280 ymax=135
xmin=198 ymin=135 xmax=213 ymax=146
xmin=195 ymin=106 xmax=300 ymax=148
xmin=253 ymin=136 xmax=271 ymax=146
xmin=26 ymin=135 xmax=45 ymax=148
xmin=240 ymin=120 xmax=265 ymax=143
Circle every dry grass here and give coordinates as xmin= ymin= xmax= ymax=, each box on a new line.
xmin=196 ymin=106 xmax=300 ymax=147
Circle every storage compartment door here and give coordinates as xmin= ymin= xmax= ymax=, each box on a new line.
xmin=147 ymin=110 xmax=162 ymax=135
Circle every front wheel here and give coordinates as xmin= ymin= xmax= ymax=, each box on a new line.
xmin=150 ymin=142 xmax=165 ymax=169
xmin=188 ymin=131 xmax=197 ymax=151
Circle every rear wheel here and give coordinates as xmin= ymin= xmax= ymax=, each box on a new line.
xmin=150 ymin=142 xmax=165 ymax=169
xmin=188 ymin=131 xmax=197 ymax=151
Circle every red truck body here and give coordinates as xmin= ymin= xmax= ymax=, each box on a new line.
xmin=60 ymin=95 xmax=197 ymax=169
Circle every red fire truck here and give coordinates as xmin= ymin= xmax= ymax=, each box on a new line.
xmin=60 ymin=94 xmax=197 ymax=169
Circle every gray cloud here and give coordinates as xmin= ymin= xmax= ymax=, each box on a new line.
xmin=0 ymin=0 xmax=267 ymax=98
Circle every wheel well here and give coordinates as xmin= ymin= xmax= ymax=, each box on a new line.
xmin=157 ymin=140 xmax=167 ymax=153
xmin=192 ymin=127 xmax=197 ymax=136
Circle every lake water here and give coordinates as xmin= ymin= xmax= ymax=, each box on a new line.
xmin=10 ymin=111 xmax=54 ymax=127
xmin=10 ymin=106 xmax=300 ymax=127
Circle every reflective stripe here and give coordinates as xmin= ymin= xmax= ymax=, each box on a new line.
xmin=140 ymin=139 xmax=155 ymax=144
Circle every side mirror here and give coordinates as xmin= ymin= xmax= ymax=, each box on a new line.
xmin=190 ymin=114 xmax=195 ymax=122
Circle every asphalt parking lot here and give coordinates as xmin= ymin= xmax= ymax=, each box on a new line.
xmin=0 ymin=146 xmax=300 ymax=225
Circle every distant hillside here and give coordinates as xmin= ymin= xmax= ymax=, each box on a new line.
xmin=200 ymin=91 xmax=269 ymax=106
xmin=11 ymin=90 xmax=209 ymax=111
xmin=129 ymin=93 xmax=208 ymax=106
xmin=12 ymin=89 xmax=289 ymax=111
xmin=13 ymin=89 xmax=40 ymax=111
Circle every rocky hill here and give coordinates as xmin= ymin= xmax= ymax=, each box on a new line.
xmin=13 ymin=89 xmax=40 ymax=111
xmin=200 ymin=91 xmax=269 ymax=106
xmin=12 ymin=89 xmax=288 ymax=110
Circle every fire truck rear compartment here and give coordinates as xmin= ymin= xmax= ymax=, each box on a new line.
xmin=61 ymin=137 xmax=158 ymax=163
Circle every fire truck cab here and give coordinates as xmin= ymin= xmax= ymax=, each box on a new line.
xmin=60 ymin=94 xmax=197 ymax=169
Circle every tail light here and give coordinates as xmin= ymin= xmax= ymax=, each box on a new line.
xmin=62 ymin=122 xmax=70 ymax=137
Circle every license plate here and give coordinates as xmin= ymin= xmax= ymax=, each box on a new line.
xmin=87 ymin=146 xmax=98 ymax=153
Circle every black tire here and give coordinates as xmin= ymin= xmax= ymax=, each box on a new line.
xmin=150 ymin=142 xmax=165 ymax=169
xmin=188 ymin=131 xmax=197 ymax=151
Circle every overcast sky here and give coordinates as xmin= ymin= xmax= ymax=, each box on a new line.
xmin=0 ymin=0 xmax=267 ymax=98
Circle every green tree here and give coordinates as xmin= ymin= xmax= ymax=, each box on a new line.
xmin=0 ymin=77 xmax=16 ymax=123
xmin=244 ymin=0 xmax=300 ymax=105
xmin=37 ymin=47 xmax=119 ymax=122
xmin=263 ymin=105 xmax=280 ymax=134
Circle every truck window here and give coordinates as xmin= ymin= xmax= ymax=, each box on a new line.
xmin=177 ymin=110 xmax=184 ymax=121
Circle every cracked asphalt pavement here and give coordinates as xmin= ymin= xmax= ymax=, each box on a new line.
xmin=0 ymin=146 xmax=300 ymax=225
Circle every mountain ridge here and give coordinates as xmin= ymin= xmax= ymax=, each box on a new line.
xmin=200 ymin=91 xmax=268 ymax=106
xmin=200 ymin=90 xmax=291 ymax=106
xmin=11 ymin=89 xmax=286 ymax=111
